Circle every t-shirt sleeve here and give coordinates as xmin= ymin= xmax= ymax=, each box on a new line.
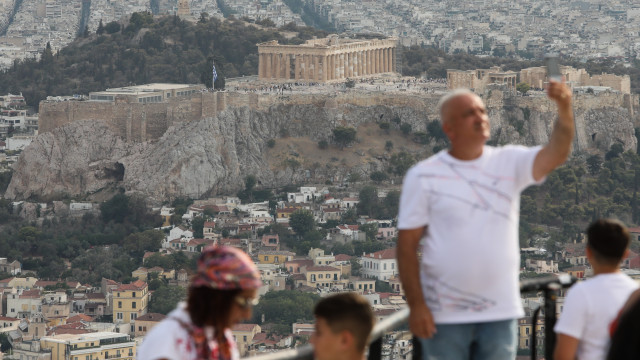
xmin=397 ymin=165 xmax=430 ymax=230
xmin=554 ymin=285 xmax=587 ymax=340
xmin=507 ymin=145 xmax=544 ymax=191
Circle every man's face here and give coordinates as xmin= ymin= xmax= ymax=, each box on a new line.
xmin=443 ymin=94 xmax=490 ymax=144
xmin=310 ymin=317 xmax=344 ymax=360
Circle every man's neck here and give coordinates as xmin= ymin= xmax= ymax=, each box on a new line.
xmin=592 ymin=264 xmax=620 ymax=276
xmin=448 ymin=145 xmax=484 ymax=160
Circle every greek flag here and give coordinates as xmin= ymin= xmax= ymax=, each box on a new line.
xmin=212 ymin=63 xmax=218 ymax=83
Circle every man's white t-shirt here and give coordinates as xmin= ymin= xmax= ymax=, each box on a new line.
xmin=554 ymin=273 xmax=639 ymax=360
xmin=398 ymin=145 xmax=542 ymax=324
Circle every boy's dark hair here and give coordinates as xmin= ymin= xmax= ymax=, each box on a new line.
xmin=587 ymin=218 xmax=630 ymax=267
xmin=314 ymin=293 xmax=375 ymax=353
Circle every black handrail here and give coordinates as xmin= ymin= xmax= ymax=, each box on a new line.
xmin=521 ymin=274 xmax=577 ymax=360
xmin=247 ymin=275 xmax=576 ymax=360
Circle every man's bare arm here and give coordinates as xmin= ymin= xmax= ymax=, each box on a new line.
xmin=397 ymin=227 xmax=436 ymax=338
xmin=554 ymin=333 xmax=579 ymax=360
xmin=533 ymin=80 xmax=574 ymax=181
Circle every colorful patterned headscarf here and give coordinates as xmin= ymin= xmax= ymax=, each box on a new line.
xmin=190 ymin=246 xmax=262 ymax=290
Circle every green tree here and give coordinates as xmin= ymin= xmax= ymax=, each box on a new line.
xmin=100 ymin=193 xmax=129 ymax=223
xmin=359 ymin=223 xmax=379 ymax=241
xmin=332 ymin=127 xmax=357 ymax=149
xmin=587 ymin=154 xmax=603 ymax=176
xmin=148 ymin=285 xmax=187 ymax=314
xmin=251 ymin=291 xmax=319 ymax=327
xmin=400 ymin=123 xmax=412 ymax=136
xmin=191 ymin=217 xmax=205 ymax=238
xmin=516 ymin=82 xmax=530 ymax=95
xmin=385 ymin=140 xmax=393 ymax=152
xmin=289 ymin=210 xmax=315 ymax=236
xmin=123 ymin=230 xmax=164 ymax=257
xmin=390 ymin=152 xmax=416 ymax=176
xmin=96 ymin=19 xmax=105 ymax=35
xmin=104 ymin=21 xmax=121 ymax=34
xmin=318 ymin=139 xmax=328 ymax=149
xmin=370 ymin=171 xmax=388 ymax=183
xmin=358 ymin=186 xmax=378 ymax=217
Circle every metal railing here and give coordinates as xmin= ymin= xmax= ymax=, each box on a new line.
xmin=247 ymin=275 xmax=576 ymax=360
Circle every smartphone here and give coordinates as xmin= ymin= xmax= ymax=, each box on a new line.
xmin=545 ymin=54 xmax=562 ymax=81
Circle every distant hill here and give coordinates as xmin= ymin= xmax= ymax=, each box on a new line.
xmin=0 ymin=13 xmax=328 ymax=109
xmin=1 ymin=11 xmax=639 ymax=110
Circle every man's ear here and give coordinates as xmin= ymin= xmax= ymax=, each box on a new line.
xmin=340 ymin=330 xmax=355 ymax=350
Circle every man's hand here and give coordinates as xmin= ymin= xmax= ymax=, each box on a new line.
xmin=547 ymin=79 xmax=572 ymax=109
xmin=409 ymin=303 xmax=437 ymax=339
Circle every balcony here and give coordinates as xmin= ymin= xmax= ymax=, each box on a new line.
xmin=246 ymin=275 xmax=575 ymax=360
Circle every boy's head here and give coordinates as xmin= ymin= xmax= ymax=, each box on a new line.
xmin=311 ymin=293 xmax=375 ymax=360
xmin=586 ymin=218 xmax=630 ymax=267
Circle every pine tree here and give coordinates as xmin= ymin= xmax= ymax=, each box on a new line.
xmin=96 ymin=19 xmax=105 ymax=35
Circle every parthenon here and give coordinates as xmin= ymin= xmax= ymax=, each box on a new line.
xmin=257 ymin=35 xmax=398 ymax=82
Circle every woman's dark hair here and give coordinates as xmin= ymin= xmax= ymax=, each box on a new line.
xmin=187 ymin=286 xmax=241 ymax=349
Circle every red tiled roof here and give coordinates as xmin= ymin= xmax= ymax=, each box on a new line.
xmin=306 ymin=266 xmax=339 ymax=272
xmin=363 ymin=248 xmax=396 ymax=260
xmin=49 ymin=328 xmax=93 ymax=336
xmin=86 ymin=293 xmax=105 ymax=300
xmin=0 ymin=316 xmax=18 ymax=321
xmin=334 ymin=254 xmax=352 ymax=261
xmin=137 ymin=313 xmax=167 ymax=322
xmin=115 ymin=280 xmax=147 ymax=291
xmin=0 ymin=277 xmax=14 ymax=283
xmin=20 ymin=289 xmax=41 ymax=298
xmin=204 ymin=222 xmax=216 ymax=228
xmin=67 ymin=314 xmax=94 ymax=323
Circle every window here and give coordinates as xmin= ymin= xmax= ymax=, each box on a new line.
xmin=318 ymin=274 xmax=323 ymax=279
xmin=118 ymin=301 xmax=122 ymax=308
xmin=274 ymin=256 xmax=279 ymax=263
xmin=264 ymin=256 xmax=269 ymax=261
xmin=131 ymin=313 xmax=137 ymax=320
xmin=132 ymin=302 xmax=137 ymax=309
xmin=243 ymin=336 xmax=247 ymax=341
xmin=384 ymin=263 xmax=387 ymax=270
xmin=116 ymin=312 xmax=123 ymax=320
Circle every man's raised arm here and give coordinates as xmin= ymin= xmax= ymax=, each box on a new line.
xmin=533 ymin=80 xmax=574 ymax=181
xmin=397 ymin=227 xmax=437 ymax=338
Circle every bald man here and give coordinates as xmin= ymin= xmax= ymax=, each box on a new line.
xmin=397 ymin=80 xmax=573 ymax=360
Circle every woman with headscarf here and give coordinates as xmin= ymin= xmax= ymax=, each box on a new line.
xmin=138 ymin=246 xmax=262 ymax=360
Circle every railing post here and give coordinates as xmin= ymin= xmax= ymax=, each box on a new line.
xmin=544 ymin=283 xmax=561 ymax=360
xmin=367 ymin=337 xmax=382 ymax=360
xmin=413 ymin=336 xmax=422 ymax=360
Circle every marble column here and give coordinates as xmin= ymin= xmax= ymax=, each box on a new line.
xmin=258 ymin=53 xmax=264 ymax=79
xmin=383 ymin=48 xmax=388 ymax=73
xmin=322 ymin=55 xmax=328 ymax=81
xmin=294 ymin=54 xmax=300 ymax=80
xmin=284 ymin=54 xmax=291 ymax=80
xmin=391 ymin=48 xmax=396 ymax=73
xmin=304 ymin=54 xmax=310 ymax=80
xmin=274 ymin=54 xmax=280 ymax=79
xmin=314 ymin=55 xmax=320 ymax=81
xmin=266 ymin=53 xmax=272 ymax=79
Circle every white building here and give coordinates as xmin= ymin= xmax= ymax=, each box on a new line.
xmin=360 ymin=248 xmax=397 ymax=281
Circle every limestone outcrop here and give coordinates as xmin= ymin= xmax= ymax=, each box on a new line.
xmin=6 ymin=90 xmax=638 ymax=203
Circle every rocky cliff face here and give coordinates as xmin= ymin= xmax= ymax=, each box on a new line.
xmin=6 ymin=91 xmax=637 ymax=203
